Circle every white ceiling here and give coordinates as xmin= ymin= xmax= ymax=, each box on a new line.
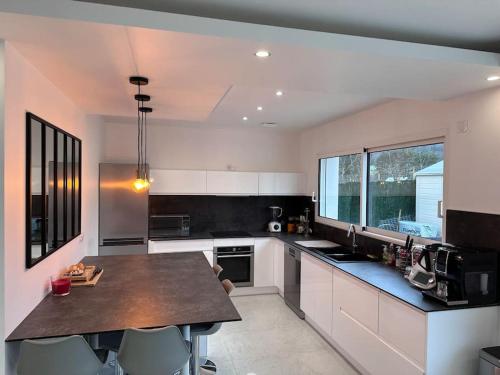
xmin=77 ymin=0 xmax=500 ymax=52
xmin=0 ymin=4 xmax=499 ymax=130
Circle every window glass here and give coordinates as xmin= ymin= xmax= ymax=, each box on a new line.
xmin=367 ymin=143 xmax=444 ymax=240
xmin=319 ymin=153 xmax=361 ymax=224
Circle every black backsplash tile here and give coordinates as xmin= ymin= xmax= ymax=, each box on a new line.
xmin=446 ymin=209 xmax=500 ymax=250
xmin=150 ymin=195 xmax=314 ymax=233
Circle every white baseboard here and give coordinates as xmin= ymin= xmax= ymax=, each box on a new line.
xmin=231 ymin=286 xmax=279 ymax=297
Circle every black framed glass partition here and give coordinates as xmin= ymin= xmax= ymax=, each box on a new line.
xmin=26 ymin=112 xmax=82 ymax=268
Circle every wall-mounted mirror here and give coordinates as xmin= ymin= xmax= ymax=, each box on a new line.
xmin=26 ymin=113 xmax=82 ymax=268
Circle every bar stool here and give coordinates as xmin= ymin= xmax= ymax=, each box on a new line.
xmin=191 ymin=279 xmax=236 ymax=374
xmin=117 ymin=326 xmax=190 ymax=375
xmin=213 ymin=264 xmax=223 ymax=278
xmin=16 ymin=335 xmax=103 ymax=375
xmin=221 ymin=279 xmax=235 ymax=295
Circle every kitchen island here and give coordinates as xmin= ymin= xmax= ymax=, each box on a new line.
xmin=6 ymin=252 xmax=241 ymax=375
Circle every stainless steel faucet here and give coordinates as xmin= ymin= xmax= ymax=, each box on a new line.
xmin=347 ymin=224 xmax=358 ymax=251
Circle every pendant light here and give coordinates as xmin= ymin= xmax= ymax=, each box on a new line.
xmin=129 ymin=76 xmax=153 ymax=192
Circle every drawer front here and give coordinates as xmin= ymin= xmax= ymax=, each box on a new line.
xmin=213 ymin=238 xmax=255 ymax=247
xmin=334 ymin=307 xmax=424 ymax=375
xmin=148 ymin=239 xmax=214 ymax=253
xmin=379 ymin=293 xmax=427 ymax=368
xmin=333 ymin=270 xmax=379 ymax=333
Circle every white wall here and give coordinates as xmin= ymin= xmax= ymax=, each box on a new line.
xmin=2 ymin=42 xmax=102 ymax=369
xmin=0 ymin=40 xmax=6 ymax=375
xmin=102 ymin=121 xmax=301 ymax=172
xmin=300 ymin=88 xmax=500 ymax=226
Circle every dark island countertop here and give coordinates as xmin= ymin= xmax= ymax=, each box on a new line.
xmin=149 ymin=231 xmax=500 ymax=313
xmin=7 ymin=252 xmax=241 ymax=342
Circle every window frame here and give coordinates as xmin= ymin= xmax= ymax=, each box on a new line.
xmin=315 ymin=136 xmax=446 ymax=245
xmin=317 ymin=150 xmax=363 ymax=225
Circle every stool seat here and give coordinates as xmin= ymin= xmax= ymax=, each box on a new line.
xmin=16 ymin=335 xmax=103 ymax=375
xmin=191 ymin=323 xmax=222 ymax=337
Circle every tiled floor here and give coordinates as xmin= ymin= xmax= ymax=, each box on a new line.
xmin=207 ymin=294 xmax=359 ymax=375
xmin=100 ymin=294 xmax=358 ymax=375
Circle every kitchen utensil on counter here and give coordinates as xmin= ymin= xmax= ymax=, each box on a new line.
xmin=407 ymin=245 xmax=437 ymax=290
xmin=268 ymin=206 xmax=283 ymax=232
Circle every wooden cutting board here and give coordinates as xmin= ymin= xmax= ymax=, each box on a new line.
xmin=71 ymin=269 xmax=104 ymax=287
xmin=63 ymin=266 xmax=96 ymax=282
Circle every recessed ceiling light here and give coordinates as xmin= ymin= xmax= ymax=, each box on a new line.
xmin=276 ymin=90 xmax=283 ymax=96
xmin=255 ymin=50 xmax=271 ymax=58
xmin=257 ymin=106 xmax=263 ymax=111
xmin=242 ymin=116 xmax=248 ymax=121
xmin=487 ymin=75 xmax=500 ymax=81
xmin=261 ymin=122 xmax=277 ymax=128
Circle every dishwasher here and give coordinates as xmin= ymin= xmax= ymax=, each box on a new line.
xmin=284 ymin=244 xmax=305 ymax=319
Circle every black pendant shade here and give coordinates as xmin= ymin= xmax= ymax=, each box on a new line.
xmin=129 ymin=76 xmax=149 ymax=86
xmin=129 ymin=76 xmax=153 ymax=191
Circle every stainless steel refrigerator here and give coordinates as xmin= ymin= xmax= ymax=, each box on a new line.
xmin=99 ymin=163 xmax=148 ymax=255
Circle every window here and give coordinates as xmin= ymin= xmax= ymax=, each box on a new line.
xmin=317 ymin=140 xmax=445 ymax=241
xmin=367 ymin=143 xmax=444 ymax=240
xmin=319 ymin=153 xmax=361 ymax=224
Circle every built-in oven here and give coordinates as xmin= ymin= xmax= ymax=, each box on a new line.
xmin=213 ymin=245 xmax=254 ymax=287
xmin=149 ymin=214 xmax=190 ymax=239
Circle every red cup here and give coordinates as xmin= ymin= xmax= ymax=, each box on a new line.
xmin=51 ymin=276 xmax=71 ymax=296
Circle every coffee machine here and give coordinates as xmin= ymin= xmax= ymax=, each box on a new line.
xmin=422 ymin=245 xmax=498 ymax=306
xmin=268 ymin=206 xmax=283 ymax=232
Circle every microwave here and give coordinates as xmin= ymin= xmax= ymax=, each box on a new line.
xmin=149 ymin=214 xmax=190 ymax=239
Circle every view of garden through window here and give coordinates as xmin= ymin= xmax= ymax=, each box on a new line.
xmin=367 ymin=143 xmax=444 ymax=240
xmin=319 ymin=154 xmax=361 ymax=224
xmin=319 ymin=143 xmax=444 ymax=240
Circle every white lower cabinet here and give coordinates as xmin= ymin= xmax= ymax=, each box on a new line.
xmin=332 ymin=269 xmax=424 ymax=375
xmin=333 ymin=270 xmax=379 ymax=334
xmin=300 ymin=252 xmax=333 ymax=336
xmin=273 ymin=240 xmax=285 ymax=295
xmin=148 ymin=240 xmax=214 ymax=266
xmin=334 ymin=305 xmax=424 ymax=375
xmin=254 ymin=238 xmax=275 ymax=287
xmin=379 ymin=292 xmax=426 ymax=368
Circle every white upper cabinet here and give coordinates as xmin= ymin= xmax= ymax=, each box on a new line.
xmin=258 ymin=172 xmax=305 ymax=196
xmin=149 ymin=169 xmax=207 ymax=195
xmin=148 ymin=170 xmax=304 ymax=196
xmin=206 ymin=171 xmax=259 ymax=195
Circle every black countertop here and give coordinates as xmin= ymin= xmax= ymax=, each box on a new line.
xmin=149 ymin=231 xmax=499 ymax=313
xmin=7 ymin=253 xmax=241 ymax=342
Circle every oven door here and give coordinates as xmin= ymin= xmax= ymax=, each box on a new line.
xmin=215 ymin=251 xmax=254 ymax=287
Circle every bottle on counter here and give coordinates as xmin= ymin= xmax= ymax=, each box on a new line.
xmin=382 ymin=245 xmax=391 ymax=264
xmin=395 ymin=246 xmax=401 ymax=268
xmin=389 ymin=243 xmax=396 ymax=266
xmin=287 ymin=217 xmax=297 ymax=233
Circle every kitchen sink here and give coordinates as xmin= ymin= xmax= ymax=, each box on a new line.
xmin=294 ymin=240 xmax=340 ymax=248
xmin=323 ymin=252 xmax=376 ymax=262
